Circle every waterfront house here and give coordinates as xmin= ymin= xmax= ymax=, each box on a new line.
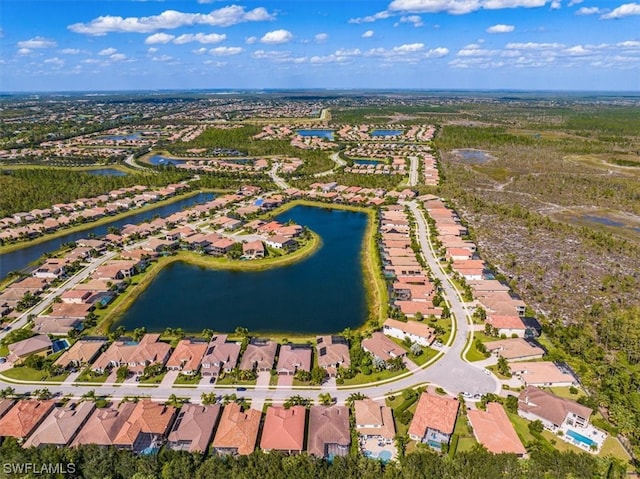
xmin=211 ymin=403 xmax=261 ymax=456
xmin=23 ymin=402 xmax=96 ymax=448
xmin=242 ymin=240 xmax=265 ymax=259
xmin=239 ymin=339 xmax=277 ymax=372
xmin=209 ymin=238 xmax=236 ymax=256
xmin=33 ymin=259 xmax=66 ymax=279
xmin=361 ymin=332 xmax=407 ymax=362
xmin=316 ymin=336 xmax=350 ymax=377
xmin=353 ymin=399 xmax=396 ymax=440
xmin=467 ymin=402 xmax=526 ymax=457
xmin=72 ymin=402 xmax=137 ymax=447
xmin=166 ymin=403 xmax=221 ymax=453
xmin=200 ymin=335 xmax=241 ymax=377
xmin=166 ymin=338 xmax=208 ymax=375
xmin=0 ymin=400 xmax=56 ymax=440
xmin=408 ymin=392 xmax=459 ymax=451
xmin=7 ymin=335 xmax=52 ymax=365
xmin=518 ymin=386 xmax=592 ymax=433
xmin=54 ymin=339 xmax=105 ymax=369
xmin=276 ymin=344 xmax=312 ymax=375
xmin=92 ymin=334 xmax=171 ymax=376
xmin=383 ymin=318 xmax=436 ymax=347
xmin=307 ymin=406 xmax=351 ymax=459
xmin=260 ymin=406 xmax=306 ymax=454
xmin=265 ymin=235 xmax=296 ymax=250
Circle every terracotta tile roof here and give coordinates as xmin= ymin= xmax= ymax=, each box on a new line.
xmin=354 ymin=399 xmax=396 ymax=439
xmin=467 ymin=403 xmax=526 ymax=455
xmin=0 ymin=399 xmax=15 ymax=419
xmin=239 ymin=340 xmax=277 ymax=371
xmin=260 ymin=406 xmax=306 ymax=452
xmin=362 ymin=332 xmax=407 ymax=361
xmin=316 ymin=336 xmax=350 ymax=370
xmin=276 ymin=345 xmax=312 ymax=373
xmin=113 ymin=400 xmax=176 ymax=447
xmin=487 ymin=315 xmax=527 ymax=330
xmin=23 ymin=402 xmax=96 ymax=448
xmin=7 ymin=335 xmax=52 ymax=362
xmin=0 ymin=400 xmax=56 ymax=439
xmin=408 ymin=393 xmax=459 ymax=439
xmin=72 ymin=402 xmax=137 ymax=446
xmin=212 ymin=403 xmax=261 ymax=455
xmin=485 ymin=338 xmax=545 ymax=360
xmin=167 ymin=404 xmax=221 ymax=453
xmin=383 ymin=318 xmax=436 ymax=341
xmin=166 ymin=339 xmax=208 ymax=372
xmin=54 ymin=339 xmax=105 ymax=368
xmin=307 ymin=406 xmax=350 ymax=458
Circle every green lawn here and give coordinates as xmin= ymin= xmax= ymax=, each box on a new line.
xmin=75 ymin=368 xmax=109 ymax=384
xmin=544 ymin=386 xmax=585 ymax=400
xmin=388 ymin=336 xmax=438 ymax=366
xmin=428 ymin=317 xmax=453 ymax=344
xmin=138 ymin=371 xmax=167 ymax=384
xmin=1 ymin=366 xmax=69 ymax=383
xmin=599 ymin=436 xmax=632 ymax=462
xmin=341 ymin=368 xmax=404 ymax=386
xmin=507 ymin=412 xmax=539 ymax=444
xmin=450 ymin=411 xmax=477 ymax=454
xmin=215 ymin=375 xmax=257 ymax=386
xmin=174 ymin=373 xmax=201 ymax=385
xmin=465 ymin=341 xmax=490 ymax=362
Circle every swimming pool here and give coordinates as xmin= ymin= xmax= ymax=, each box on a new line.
xmin=51 ymin=339 xmax=70 ymax=353
xmin=566 ymin=429 xmax=596 ymax=447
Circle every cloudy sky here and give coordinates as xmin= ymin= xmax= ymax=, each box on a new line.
xmin=2 ymin=0 xmax=639 ymax=91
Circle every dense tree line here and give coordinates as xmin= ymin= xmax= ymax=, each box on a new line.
xmin=0 ymin=169 xmax=190 ymax=217
xmin=0 ymin=439 xmax=626 ymax=479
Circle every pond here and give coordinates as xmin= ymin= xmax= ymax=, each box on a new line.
xmin=353 ymin=159 xmax=384 ymax=166
xmin=99 ymin=133 xmax=141 ymax=141
xmin=85 ymin=168 xmax=128 ymax=176
xmin=147 ymin=155 xmax=185 ymax=166
xmin=453 ymin=149 xmax=494 ymax=164
xmin=296 ymin=129 xmax=335 ymax=140
xmin=118 ymin=205 xmax=369 ymax=334
xmin=0 ymin=193 xmax=215 ymax=279
xmin=371 ymin=129 xmax=403 ymax=137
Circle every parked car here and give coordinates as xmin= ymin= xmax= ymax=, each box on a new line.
xmin=236 ymin=387 xmax=247 ymax=392
xmin=0 ymin=357 xmax=6 ymax=364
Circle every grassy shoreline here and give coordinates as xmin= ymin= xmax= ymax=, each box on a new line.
xmin=0 ymin=189 xmax=226 ymax=256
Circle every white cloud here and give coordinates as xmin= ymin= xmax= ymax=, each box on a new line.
xmin=399 ymin=15 xmax=424 ymax=26
xmin=618 ymin=40 xmax=640 ymax=48
xmin=393 ymin=42 xmax=424 ymax=53
xmin=44 ymin=57 xmax=64 ymax=67
xmin=68 ymin=6 xmax=275 ymax=35
xmin=245 ymin=36 xmax=257 ymax=44
xmin=260 ymin=29 xmax=293 ymax=44
xmin=109 ymin=53 xmax=127 ymax=61
xmin=348 ymin=10 xmax=391 ymax=24
xmin=550 ymin=1 xmax=561 ymax=9
xmin=506 ymin=42 xmax=565 ymax=49
xmin=315 ymin=33 xmax=328 ymax=42
xmin=17 ymin=48 xmax=32 ymax=55
xmin=576 ymin=6 xmax=601 ymax=15
xmin=486 ymin=24 xmax=515 ymax=33
xmin=147 ymin=47 xmax=158 ymax=53
xmin=173 ymin=33 xmax=226 ymax=44
xmin=362 ymin=30 xmax=375 ymax=38
xmin=425 ymin=47 xmax=449 ymax=57
xmin=17 ymin=37 xmax=57 ymax=49
xmin=568 ymin=0 xmax=583 ymax=5
xmin=482 ymin=0 xmax=549 ymax=9
xmin=98 ymin=47 xmax=117 ymax=56
xmin=564 ymin=45 xmax=590 ymax=55
xmin=152 ymin=54 xmax=174 ymax=62
xmin=203 ymin=60 xmax=228 ymax=66
xmin=193 ymin=47 xmax=208 ymax=55
xmin=145 ymin=33 xmax=175 ymax=44
xmin=601 ymin=3 xmax=640 ymax=19
xmin=60 ymin=48 xmax=80 ymax=54
xmin=386 ymin=0 xmax=553 ymax=15
xmin=209 ymin=46 xmax=243 ymax=56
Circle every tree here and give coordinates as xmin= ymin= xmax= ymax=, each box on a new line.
xmin=414 ymin=311 xmax=423 ymax=321
xmin=201 ymin=392 xmax=217 ymax=405
xmin=167 ymin=394 xmax=187 ymax=408
xmin=201 ymin=329 xmax=214 ymax=340
xmin=318 ymin=393 xmax=334 ymax=406
xmin=294 ymin=370 xmax=311 ymax=382
xmin=410 ymin=343 xmax=423 ymax=357
xmin=33 ymin=388 xmax=51 ymax=400
xmin=116 ymin=365 xmax=129 ymax=381
xmin=132 ymin=327 xmax=146 ymax=342
xmin=346 ymin=393 xmax=367 ymax=408
xmin=528 ymin=419 xmax=544 ymax=437
xmin=310 ymin=367 xmax=326 ymax=385
xmin=497 ymin=356 xmax=511 ymax=377
xmin=505 ymin=395 xmax=518 ymax=414
xmin=0 ymin=387 xmax=15 ymax=398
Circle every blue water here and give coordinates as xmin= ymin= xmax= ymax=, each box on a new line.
xmin=148 ymin=155 xmax=185 ymax=166
xmin=51 ymin=339 xmax=70 ymax=353
xmin=119 ymin=205 xmax=368 ymax=334
xmin=100 ymin=133 xmax=141 ymax=141
xmin=377 ymin=450 xmax=393 ymax=462
xmin=566 ymin=429 xmax=596 ymax=447
xmin=297 ymin=129 xmax=334 ymax=140
xmin=456 ymin=149 xmax=492 ymax=164
xmin=85 ymin=169 xmax=128 ymax=176
xmin=0 ymin=192 xmax=215 ymax=279
xmin=371 ymin=129 xmax=403 ymax=137
xmin=581 ymin=215 xmax=625 ymax=227
xmin=353 ymin=159 xmax=383 ymax=166
xmin=140 ymin=446 xmax=160 ymax=455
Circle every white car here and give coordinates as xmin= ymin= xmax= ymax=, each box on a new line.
xmin=483 ymin=368 xmax=492 ymax=376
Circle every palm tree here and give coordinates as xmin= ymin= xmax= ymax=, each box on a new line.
xmin=346 ymin=392 xmax=367 ymax=408
xmin=318 ymin=393 xmax=334 ymax=406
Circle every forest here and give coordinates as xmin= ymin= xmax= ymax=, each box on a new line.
xmin=0 ymin=439 xmax=626 ymax=479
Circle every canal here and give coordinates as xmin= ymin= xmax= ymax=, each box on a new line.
xmin=0 ymin=192 xmax=215 ymax=279
xmin=118 ymin=205 xmax=369 ymax=334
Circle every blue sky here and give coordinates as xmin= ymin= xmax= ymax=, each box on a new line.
xmin=1 ymin=0 xmax=639 ymax=91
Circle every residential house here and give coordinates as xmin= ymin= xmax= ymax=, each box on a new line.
xmin=239 ymin=339 xmax=277 ymax=372
xmin=23 ymin=402 xmax=96 ymax=448
xmin=260 ymin=406 xmax=306 ymax=454
xmin=166 ymin=403 xmax=221 ymax=453
xmin=242 ymin=240 xmax=265 ymax=259
xmin=362 ymin=332 xmax=407 ymax=362
xmin=165 ymin=338 xmax=208 ymax=376
xmin=209 ymin=238 xmax=236 ymax=256
xmin=112 ymin=400 xmax=176 ymax=453
xmin=509 ymin=362 xmax=577 ymax=387
xmin=92 ymin=334 xmax=171 ymax=376
xmin=276 ymin=344 xmax=312 ymax=375
xmin=382 ymin=318 xmax=436 ymax=347
xmin=316 ymin=336 xmax=350 ymax=377
xmin=265 ymin=235 xmax=296 ymax=250
xmin=0 ymin=400 xmax=56 ymax=440
xmin=353 ymin=399 xmax=396 ymax=440
xmin=307 ymin=406 xmax=351 ymax=459
xmin=54 ymin=339 xmax=105 ymax=369
xmin=518 ymin=386 xmax=592 ymax=433
xmin=7 ymin=335 xmax=52 ymax=365
xmin=200 ymin=335 xmax=241 ymax=378
xmin=467 ymin=402 xmax=526 ymax=457
xmin=72 ymin=402 xmax=137 ymax=447
xmin=408 ymin=393 xmax=459 ymax=451
xmin=211 ymin=402 xmax=261 ymax=456
xmin=485 ymin=338 xmax=545 ymax=362
xmin=486 ymin=315 xmax=528 ymax=338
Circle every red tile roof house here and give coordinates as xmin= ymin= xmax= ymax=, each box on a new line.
xmin=354 ymin=399 xmax=396 ymax=440
xmin=165 ymin=338 xmax=208 ymax=376
xmin=467 ymin=402 xmax=527 ymax=457
xmin=166 ymin=403 xmax=221 ymax=453
xmin=408 ymin=392 xmax=459 ymax=451
xmin=92 ymin=334 xmax=171 ymax=376
xmin=7 ymin=334 xmax=53 ymax=365
xmin=72 ymin=402 xmax=137 ymax=447
xmin=307 ymin=405 xmax=351 ymax=459
xmin=361 ymin=332 xmax=407 ymax=362
xmin=260 ymin=405 xmax=307 ymax=454
xmin=112 ymin=400 xmax=177 ymax=453
xmin=200 ymin=335 xmax=241 ymax=378
xmin=242 ymin=240 xmax=265 ymax=259
xmin=239 ymin=339 xmax=278 ymax=372
xmin=518 ymin=386 xmax=593 ymax=434
xmin=486 ymin=314 xmax=528 ymax=338
xmin=209 ymin=238 xmax=237 ymax=256
xmin=54 ymin=339 xmax=105 ymax=369
xmin=211 ymin=402 xmax=261 ymax=456
xmin=276 ymin=344 xmax=312 ymax=375
xmin=383 ymin=318 xmax=436 ymax=347
xmin=316 ymin=336 xmax=351 ymax=377
xmin=23 ymin=401 xmax=96 ymax=448
xmin=0 ymin=400 xmax=56 ymax=441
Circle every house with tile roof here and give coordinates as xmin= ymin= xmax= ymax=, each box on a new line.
xmin=72 ymin=402 xmax=137 ymax=447
xmin=362 ymin=332 xmax=407 ymax=362
xmin=200 ymin=335 xmax=241 ymax=378
xmin=276 ymin=344 xmax=312 ymax=375
xmin=383 ymin=318 xmax=436 ymax=347
xmin=408 ymin=393 xmax=459 ymax=451
xmin=260 ymin=406 xmax=307 ymax=454
xmin=166 ymin=403 xmax=221 ymax=453
xmin=7 ymin=335 xmax=52 ymax=365
xmin=0 ymin=400 xmax=56 ymax=440
xmin=316 ymin=336 xmax=350 ymax=377
xmin=54 ymin=339 xmax=105 ymax=369
xmin=353 ymin=399 xmax=396 ymax=440
xmin=467 ymin=403 xmax=526 ymax=456
xmin=518 ymin=386 xmax=592 ymax=433
xmin=112 ymin=400 xmax=176 ymax=453
xmin=239 ymin=339 xmax=277 ymax=372
xmin=211 ymin=403 xmax=261 ymax=456
xmin=166 ymin=338 xmax=208 ymax=376
xmin=307 ymin=406 xmax=351 ymax=459
xmin=23 ymin=401 xmax=96 ymax=448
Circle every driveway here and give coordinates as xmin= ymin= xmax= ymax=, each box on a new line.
xmin=160 ymin=370 xmax=180 ymax=387
xmin=277 ymin=374 xmax=293 ymax=387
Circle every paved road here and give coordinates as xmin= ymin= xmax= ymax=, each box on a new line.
xmin=268 ymin=162 xmax=290 ymax=189
xmin=408 ymin=155 xmax=419 ymax=187
xmin=124 ymin=154 xmax=148 ymax=170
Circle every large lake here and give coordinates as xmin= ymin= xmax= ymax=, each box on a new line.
xmin=0 ymin=192 xmax=215 ymax=279
xmin=118 ymin=205 xmax=369 ymax=334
